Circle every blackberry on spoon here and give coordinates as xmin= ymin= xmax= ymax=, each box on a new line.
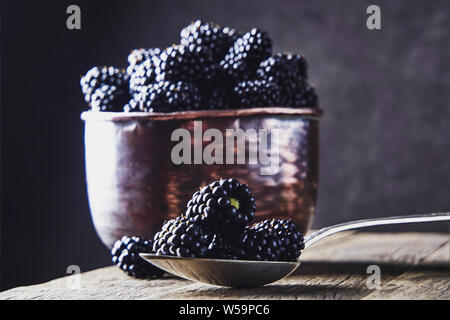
xmin=250 ymin=219 xmax=305 ymax=261
xmin=185 ymin=178 xmax=256 ymax=232
xmin=153 ymin=216 xmax=212 ymax=258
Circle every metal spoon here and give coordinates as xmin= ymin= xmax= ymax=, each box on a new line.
xmin=140 ymin=212 xmax=450 ymax=288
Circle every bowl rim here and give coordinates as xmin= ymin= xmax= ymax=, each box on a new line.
xmin=81 ymin=107 xmax=323 ymax=122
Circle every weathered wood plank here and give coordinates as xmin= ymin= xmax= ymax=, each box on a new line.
xmin=421 ymin=240 xmax=449 ymax=265
xmin=361 ymin=239 xmax=449 ymax=300
xmin=0 ymin=232 xmax=448 ymax=300
xmin=363 ymin=271 xmax=450 ymax=300
xmin=0 ymin=267 xmax=181 ymax=300
xmin=301 ymin=232 xmax=448 ymax=265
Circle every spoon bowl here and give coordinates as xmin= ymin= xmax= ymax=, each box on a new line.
xmin=141 ymin=212 xmax=450 ymax=287
xmin=140 ymin=254 xmax=299 ymax=287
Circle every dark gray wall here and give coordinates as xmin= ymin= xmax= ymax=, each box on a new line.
xmin=1 ymin=0 xmax=449 ymax=290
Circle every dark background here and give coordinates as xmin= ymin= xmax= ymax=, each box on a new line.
xmin=1 ymin=0 xmax=449 ymax=291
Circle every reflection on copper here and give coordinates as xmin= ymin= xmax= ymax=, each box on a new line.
xmin=82 ymin=107 xmax=323 ymax=248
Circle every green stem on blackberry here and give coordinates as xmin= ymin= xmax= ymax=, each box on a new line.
xmin=230 ymin=197 xmax=240 ymax=210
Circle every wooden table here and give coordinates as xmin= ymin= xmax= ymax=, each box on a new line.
xmin=1 ymin=232 xmax=449 ymax=300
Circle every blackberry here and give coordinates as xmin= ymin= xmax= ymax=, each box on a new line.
xmin=204 ymin=88 xmax=229 ymax=109
xmin=219 ymin=28 xmax=272 ymax=81
xmin=207 ymin=226 xmax=283 ymax=261
xmin=257 ymin=53 xmax=308 ymax=91
xmin=250 ymin=219 xmax=305 ymax=261
xmin=236 ymin=227 xmax=276 ymax=261
xmin=215 ymin=229 xmax=254 ymax=260
xmin=201 ymin=229 xmax=255 ymax=260
xmin=180 ymin=20 xmax=240 ymax=62
xmin=285 ymin=81 xmax=319 ymax=107
xmin=303 ymin=85 xmax=319 ymax=107
xmin=162 ymin=81 xmax=203 ymax=111
xmin=111 ymin=236 xmax=164 ymax=278
xmin=123 ymin=96 xmax=155 ymax=113
xmin=126 ymin=47 xmax=161 ymax=76
xmin=80 ymin=66 xmax=129 ymax=105
xmin=128 ymin=49 xmax=162 ymax=94
xmin=157 ymin=44 xmax=217 ymax=85
xmin=256 ymin=53 xmax=318 ymax=107
xmin=123 ymin=98 xmax=142 ymax=112
xmin=232 ymin=79 xmax=282 ymax=107
xmin=128 ymin=81 xmax=202 ymax=112
xmin=185 ymin=178 xmax=256 ymax=232
xmin=205 ymin=234 xmax=229 ymax=259
xmin=153 ymin=216 xmax=212 ymax=258
xmin=90 ymin=84 xmax=130 ymax=112
xmin=218 ymin=59 xmax=250 ymax=83
xmin=128 ymin=82 xmax=164 ymax=112
xmin=211 ymin=219 xmax=305 ymax=262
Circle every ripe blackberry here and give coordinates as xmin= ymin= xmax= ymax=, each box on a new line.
xmin=257 ymin=53 xmax=308 ymax=91
xmin=111 ymin=236 xmax=164 ymax=278
xmin=90 ymin=84 xmax=130 ymax=112
xmin=210 ymin=227 xmax=275 ymax=261
xmin=250 ymin=219 xmax=305 ymax=261
xmin=205 ymin=234 xmax=229 ymax=259
xmin=185 ymin=178 xmax=256 ymax=232
xmin=126 ymin=47 xmax=161 ymax=76
xmin=203 ymin=232 xmax=245 ymax=260
xmin=285 ymin=81 xmax=319 ymax=107
xmin=123 ymin=98 xmax=141 ymax=112
xmin=232 ymin=79 xmax=282 ymax=107
xmin=219 ymin=28 xmax=272 ymax=81
xmin=162 ymin=81 xmax=203 ymax=111
xmin=180 ymin=20 xmax=240 ymax=62
xmin=123 ymin=96 xmax=155 ymax=113
xmin=128 ymin=49 xmax=162 ymax=93
xmin=80 ymin=66 xmax=129 ymax=104
xmin=204 ymin=88 xmax=230 ymax=109
xmin=157 ymin=44 xmax=217 ymax=85
xmin=153 ymin=216 xmax=212 ymax=258
xmin=128 ymin=82 xmax=164 ymax=112
xmin=128 ymin=81 xmax=202 ymax=112
xmin=218 ymin=59 xmax=250 ymax=83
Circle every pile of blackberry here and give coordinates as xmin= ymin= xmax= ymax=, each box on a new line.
xmin=80 ymin=20 xmax=318 ymax=112
xmin=111 ymin=178 xmax=305 ymax=278
xmin=153 ymin=178 xmax=305 ymax=262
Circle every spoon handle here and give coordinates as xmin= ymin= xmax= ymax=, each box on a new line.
xmin=304 ymin=212 xmax=450 ymax=248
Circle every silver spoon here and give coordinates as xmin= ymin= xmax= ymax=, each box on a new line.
xmin=140 ymin=212 xmax=450 ymax=288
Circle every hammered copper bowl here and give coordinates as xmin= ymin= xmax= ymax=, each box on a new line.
xmin=81 ymin=107 xmax=323 ymax=248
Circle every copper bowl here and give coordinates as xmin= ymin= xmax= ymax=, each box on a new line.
xmin=81 ymin=107 xmax=323 ymax=248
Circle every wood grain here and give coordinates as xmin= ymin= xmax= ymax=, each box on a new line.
xmin=1 ymin=232 xmax=448 ymax=300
